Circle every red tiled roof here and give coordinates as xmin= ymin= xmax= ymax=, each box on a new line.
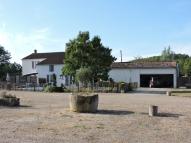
xmin=111 ymin=62 xmax=177 ymax=69
xmin=22 ymin=52 xmax=65 ymax=65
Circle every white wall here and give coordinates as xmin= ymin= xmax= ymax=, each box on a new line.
xmin=22 ymin=59 xmax=45 ymax=76
xmin=109 ymin=68 xmax=177 ymax=88
xmin=36 ymin=64 xmax=65 ymax=86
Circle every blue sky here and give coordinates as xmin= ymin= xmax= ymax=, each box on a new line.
xmin=0 ymin=0 xmax=191 ymax=63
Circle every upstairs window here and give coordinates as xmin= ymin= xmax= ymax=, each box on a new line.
xmin=32 ymin=61 xmax=39 ymax=69
xmin=32 ymin=61 xmax=35 ymax=69
xmin=49 ymin=65 xmax=54 ymax=72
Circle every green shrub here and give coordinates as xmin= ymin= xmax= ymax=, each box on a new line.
xmin=76 ymin=67 xmax=92 ymax=87
xmin=127 ymin=83 xmax=133 ymax=91
xmin=44 ymin=85 xmax=64 ymax=92
xmin=119 ymin=82 xmax=126 ymax=91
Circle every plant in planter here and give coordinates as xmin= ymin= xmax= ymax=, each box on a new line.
xmin=69 ymin=67 xmax=99 ymax=113
xmin=75 ymin=67 xmax=92 ymax=89
xmin=119 ymin=82 xmax=126 ymax=93
xmin=62 ymin=32 xmax=116 ymax=112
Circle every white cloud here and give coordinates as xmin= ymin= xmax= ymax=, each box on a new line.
xmin=0 ymin=24 xmax=66 ymax=64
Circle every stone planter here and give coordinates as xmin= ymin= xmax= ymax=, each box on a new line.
xmin=70 ymin=93 xmax=98 ymax=113
xmin=166 ymin=91 xmax=171 ymax=96
xmin=0 ymin=92 xmax=20 ymax=107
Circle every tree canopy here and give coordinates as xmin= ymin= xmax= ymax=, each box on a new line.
xmin=62 ymin=31 xmax=116 ymax=81
xmin=0 ymin=45 xmax=11 ymax=64
xmin=0 ymin=45 xmax=22 ymax=81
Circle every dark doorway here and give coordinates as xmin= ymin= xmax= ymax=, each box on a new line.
xmin=140 ymin=74 xmax=174 ymax=88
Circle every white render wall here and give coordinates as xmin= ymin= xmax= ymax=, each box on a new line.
xmin=22 ymin=59 xmax=45 ymax=76
xmin=109 ymin=68 xmax=177 ymax=88
xmin=36 ymin=64 xmax=65 ymax=86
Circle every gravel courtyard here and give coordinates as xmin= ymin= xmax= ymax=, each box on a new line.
xmin=0 ymin=91 xmax=191 ymax=143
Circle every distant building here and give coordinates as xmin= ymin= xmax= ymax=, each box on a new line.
xmin=22 ymin=50 xmax=71 ymax=86
xmin=109 ymin=62 xmax=179 ymax=88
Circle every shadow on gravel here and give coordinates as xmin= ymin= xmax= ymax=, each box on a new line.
xmin=140 ymin=112 xmax=183 ymax=118
xmin=0 ymin=105 xmax=33 ymax=109
xmin=157 ymin=113 xmax=183 ymax=118
xmin=97 ymin=110 xmax=134 ymax=115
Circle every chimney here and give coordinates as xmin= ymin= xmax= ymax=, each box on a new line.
xmin=34 ymin=49 xmax=37 ymax=54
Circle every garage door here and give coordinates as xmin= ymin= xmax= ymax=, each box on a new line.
xmin=140 ymin=74 xmax=173 ymax=88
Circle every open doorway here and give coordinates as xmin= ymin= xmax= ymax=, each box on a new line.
xmin=140 ymin=74 xmax=173 ymax=88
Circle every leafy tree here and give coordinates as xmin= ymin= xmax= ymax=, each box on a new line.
xmin=183 ymin=59 xmax=191 ymax=77
xmin=0 ymin=45 xmax=22 ymax=81
xmin=8 ymin=62 xmax=22 ymax=75
xmin=62 ymin=31 xmax=116 ymax=81
xmin=0 ymin=64 xmax=9 ymax=80
xmin=160 ymin=46 xmax=175 ymax=61
xmin=76 ymin=67 xmax=92 ymax=87
xmin=0 ymin=45 xmax=11 ymax=64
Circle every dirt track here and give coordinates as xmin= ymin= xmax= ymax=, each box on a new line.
xmin=0 ymin=91 xmax=191 ymax=143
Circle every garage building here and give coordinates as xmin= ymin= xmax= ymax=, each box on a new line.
xmin=109 ymin=62 xmax=179 ymax=88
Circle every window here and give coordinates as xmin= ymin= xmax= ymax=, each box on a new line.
xmin=32 ymin=61 xmax=39 ymax=69
xmin=49 ymin=65 xmax=54 ymax=72
xmin=32 ymin=61 xmax=35 ymax=69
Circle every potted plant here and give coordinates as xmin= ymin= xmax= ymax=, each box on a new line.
xmin=119 ymin=82 xmax=126 ymax=93
xmin=69 ymin=67 xmax=99 ymax=113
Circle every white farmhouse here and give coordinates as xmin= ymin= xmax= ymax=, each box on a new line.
xmin=22 ymin=50 xmax=179 ymax=88
xmin=109 ymin=62 xmax=178 ymax=88
xmin=22 ymin=50 xmax=70 ymax=86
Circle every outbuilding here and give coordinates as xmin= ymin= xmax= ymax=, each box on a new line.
xmin=109 ymin=62 xmax=179 ymax=88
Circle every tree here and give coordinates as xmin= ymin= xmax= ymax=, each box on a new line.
xmin=160 ymin=46 xmax=175 ymax=61
xmin=183 ymin=59 xmax=191 ymax=77
xmin=0 ymin=45 xmax=11 ymax=64
xmin=90 ymin=36 xmax=116 ymax=80
xmin=62 ymin=31 xmax=116 ymax=81
xmin=8 ymin=62 xmax=22 ymax=75
xmin=0 ymin=45 xmax=22 ymax=81
xmin=76 ymin=67 xmax=92 ymax=87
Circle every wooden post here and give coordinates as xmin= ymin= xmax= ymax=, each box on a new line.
xmin=149 ymin=105 xmax=158 ymax=116
xmin=166 ymin=91 xmax=171 ymax=96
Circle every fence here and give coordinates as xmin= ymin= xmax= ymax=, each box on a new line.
xmin=178 ymin=77 xmax=191 ymax=87
xmin=67 ymin=82 xmax=138 ymax=93
xmin=0 ymin=82 xmax=43 ymax=91
xmin=0 ymin=81 xmax=138 ymax=93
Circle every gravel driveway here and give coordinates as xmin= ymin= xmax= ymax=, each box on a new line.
xmin=0 ymin=91 xmax=191 ymax=143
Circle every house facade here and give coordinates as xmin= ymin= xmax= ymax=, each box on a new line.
xmin=22 ymin=50 xmax=178 ymax=88
xmin=109 ymin=62 xmax=178 ymax=88
xmin=22 ymin=50 xmax=71 ymax=86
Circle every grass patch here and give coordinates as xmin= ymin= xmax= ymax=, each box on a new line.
xmin=171 ymin=92 xmax=191 ymax=97
xmin=73 ymin=125 xmax=91 ymax=130
xmin=169 ymin=90 xmax=191 ymax=97
xmin=96 ymin=123 xmax=105 ymax=129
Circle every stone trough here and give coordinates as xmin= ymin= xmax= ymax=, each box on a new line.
xmin=0 ymin=91 xmax=20 ymax=107
xmin=70 ymin=93 xmax=98 ymax=113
